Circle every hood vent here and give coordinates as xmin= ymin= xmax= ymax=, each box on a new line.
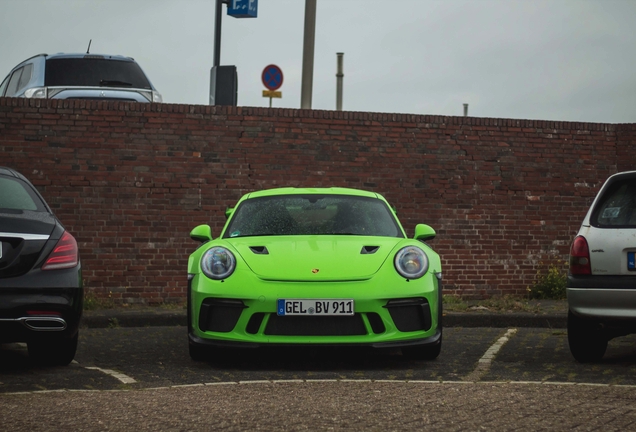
xmin=360 ymin=246 xmax=380 ymax=255
xmin=249 ymin=246 xmax=269 ymax=255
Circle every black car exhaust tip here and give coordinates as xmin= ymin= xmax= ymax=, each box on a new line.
xmin=19 ymin=316 xmax=67 ymax=331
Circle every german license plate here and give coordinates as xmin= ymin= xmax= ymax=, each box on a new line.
xmin=277 ymin=299 xmax=354 ymax=316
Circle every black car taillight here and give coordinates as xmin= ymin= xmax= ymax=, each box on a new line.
xmin=569 ymin=236 xmax=591 ymax=275
xmin=42 ymin=231 xmax=79 ymax=270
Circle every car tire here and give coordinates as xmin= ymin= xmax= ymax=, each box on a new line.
xmin=28 ymin=333 xmax=78 ymax=366
xmin=567 ymin=311 xmax=608 ymax=363
xmin=402 ymin=337 xmax=442 ymax=361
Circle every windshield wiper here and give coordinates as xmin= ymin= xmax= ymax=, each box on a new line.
xmin=100 ymin=80 xmax=133 ymax=87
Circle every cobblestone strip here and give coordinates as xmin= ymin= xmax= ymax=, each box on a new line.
xmin=3 ymin=381 xmax=636 ymax=431
xmin=4 ymin=379 xmax=636 ymax=396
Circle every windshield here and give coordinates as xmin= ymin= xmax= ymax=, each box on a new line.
xmin=44 ymin=58 xmax=152 ymax=89
xmin=223 ymin=194 xmax=403 ymax=238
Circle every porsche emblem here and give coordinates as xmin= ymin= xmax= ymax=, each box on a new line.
xmin=311 ymin=268 xmax=320 ymax=274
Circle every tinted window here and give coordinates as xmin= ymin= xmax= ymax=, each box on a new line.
xmin=591 ymin=177 xmax=636 ymax=227
xmin=0 ymin=177 xmax=47 ymax=211
xmin=224 ymin=195 xmax=402 ymax=238
xmin=44 ymin=58 xmax=151 ymax=89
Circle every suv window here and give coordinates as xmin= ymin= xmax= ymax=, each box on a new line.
xmin=17 ymin=63 xmax=33 ymax=90
xmin=591 ymin=178 xmax=636 ymax=227
xmin=0 ymin=75 xmax=8 ymax=96
xmin=6 ymin=67 xmax=25 ymax=96
xmin=4 ymin=64 xmax=33 ymax=96
xmin=44 ymin=58 xmax=152 ymax=89
xmin=0 ymin=178 xmax=47 ymax=211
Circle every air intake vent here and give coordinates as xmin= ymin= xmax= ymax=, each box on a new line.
xmin=384 ymin=298 xmax=431 ymax=332
xmin=249 ymin=246 xmax=269 ymax=255
xmin=198 ymin=299 xmax=246 ymax=333
xmin=360 ymin=246 xmax=379 ymax=254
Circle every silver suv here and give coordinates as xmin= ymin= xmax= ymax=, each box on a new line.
xmin=567 ymin=171 xmax=636 ymax=362
xmin=0 ymin=53 xmax=162 ymax=103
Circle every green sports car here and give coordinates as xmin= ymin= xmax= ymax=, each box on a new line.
xmin=187 ymin=187 xmax=442 ymax=360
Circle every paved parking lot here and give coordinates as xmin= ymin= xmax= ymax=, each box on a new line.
xmin=2 ymin=326 xmax=636 ymax=391
xmin=1 ymin=325 xmax=636 ymax=430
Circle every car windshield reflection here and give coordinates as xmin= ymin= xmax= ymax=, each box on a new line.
xmin=223 ymin=195 xmax=403 ymax=238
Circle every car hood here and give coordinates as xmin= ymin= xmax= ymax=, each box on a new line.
xmin=228 ymin=236 xmax=403 ymax=281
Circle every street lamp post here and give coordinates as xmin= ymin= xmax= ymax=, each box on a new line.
xmin=336 ymin=52 xmax=344 ymax=111
xmin=300 ymin=0 xmax=317 ymax=109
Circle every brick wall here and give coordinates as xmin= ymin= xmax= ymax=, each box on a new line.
xmin=1 ymin=98 xmax=633 ymax=303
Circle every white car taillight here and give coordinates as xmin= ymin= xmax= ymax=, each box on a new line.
xmin=569 ymin=236 xmax=591 ymax=275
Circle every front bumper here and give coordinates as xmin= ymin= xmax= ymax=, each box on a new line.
xmin=188 ymin=272 xmax=442 ymax=348
xmin=189 ymin=328 xmax=442 ymax=350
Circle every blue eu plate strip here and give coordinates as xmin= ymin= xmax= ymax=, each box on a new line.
xmin=277 ymin=299 xmax=286 ymax=316
xmin=628 ymin=252 xmax=635 ymax=270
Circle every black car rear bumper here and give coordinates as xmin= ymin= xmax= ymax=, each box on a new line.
xmin=0 ymin=286 xmax=83 ymax=343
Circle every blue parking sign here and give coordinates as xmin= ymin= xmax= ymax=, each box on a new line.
xmin=227 ymin=0 xmax=258 ymax=18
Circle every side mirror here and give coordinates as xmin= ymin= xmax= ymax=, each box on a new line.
xmin=190 ymin=224 xmax=213 ymax=243
xmin=414 ymin=224 xmax=436 ymax=241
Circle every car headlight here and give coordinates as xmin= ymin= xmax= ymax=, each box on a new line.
xmin=152 ymin=91 xmax=163 ymax=103
xmin=394 ymin=246 xmax=428 ymax=279
xmin=201 ymin=247 xmax=236 ymax=280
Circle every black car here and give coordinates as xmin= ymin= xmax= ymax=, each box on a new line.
xmin=0 ymin=167 xmax=82 ymax=365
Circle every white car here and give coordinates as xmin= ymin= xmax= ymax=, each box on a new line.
xmin=0 ymin=53 xmax=162 ymax=103
xmin=567 ymin=171 xmax=636 ymax=362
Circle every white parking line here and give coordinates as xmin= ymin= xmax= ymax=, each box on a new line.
xmin=465 ymin=328 xmax=518 ymax=381
xmin=84 ymin=367 xmax=137 ymax=384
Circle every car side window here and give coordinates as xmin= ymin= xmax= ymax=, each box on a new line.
xmin=5 ymin=64 xmax=33 ymax=96
xmin=17 ymin=63 xmax=33 ymax=90
xmin=5 ymin=67 xmax=24 ymax=96
xmin=0 ymin=75 xmax=9 ymax=96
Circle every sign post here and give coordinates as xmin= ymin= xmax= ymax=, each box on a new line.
xmin=210 ymin=0 xmax=258 ymax=105
xmin=262 ymin=64 xmax=283 ymax=108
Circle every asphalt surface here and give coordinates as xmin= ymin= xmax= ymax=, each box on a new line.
xmin=4 ymin=299 xmax=636 ymax=431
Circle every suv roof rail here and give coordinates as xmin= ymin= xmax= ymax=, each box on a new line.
xmin=14 ymin=53 xmax=48 ymax=67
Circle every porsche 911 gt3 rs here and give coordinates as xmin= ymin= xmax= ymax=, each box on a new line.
xmin=187 ymin=188 xmax=442 ymax=361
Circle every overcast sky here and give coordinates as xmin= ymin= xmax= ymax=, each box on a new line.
xmin=2 ymin=0 xmax=635 ymax=123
